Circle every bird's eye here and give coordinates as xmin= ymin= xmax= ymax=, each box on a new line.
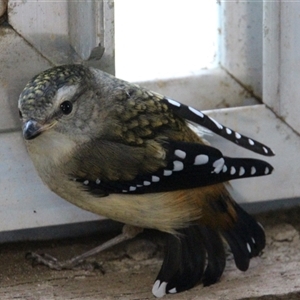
xmin=60 ymin=101 xmax=73 ymax=115
xmin=18 ymin=110 xmax=23 ymax=119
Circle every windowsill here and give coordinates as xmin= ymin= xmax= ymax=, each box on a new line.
xmin=135 ymin=67 xmax=259 ymax=111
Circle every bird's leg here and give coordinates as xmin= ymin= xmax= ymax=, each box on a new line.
xmin=26 ymin=225 xmax=143 ymax=270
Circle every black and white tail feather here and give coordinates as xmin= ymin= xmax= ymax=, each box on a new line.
xmin=152 ymin=207 xmax=265 ymax=298
xmin=221 ymin=204 xmax=266 ymax=271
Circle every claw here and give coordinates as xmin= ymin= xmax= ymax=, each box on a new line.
xmin=25 ymin=251 xmax=104 ymax=272
xmin=25 ymin=252 xmax=63 ymax=270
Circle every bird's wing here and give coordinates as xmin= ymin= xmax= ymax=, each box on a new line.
xmin=100 ymin=83 xmax=275 ymax=156
xmin=70 ymin=82 xmax=274 ymax=196
xmin=71 ymin=139 xmax=273 ymax=196
xmin=160 ymin=97 xmax=275 ymax=157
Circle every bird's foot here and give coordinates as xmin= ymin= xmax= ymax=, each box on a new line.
xmin=25 ymin=225 xmax=143 ymax=271
xmin=25 ymin=252 xmax=103 ymax=271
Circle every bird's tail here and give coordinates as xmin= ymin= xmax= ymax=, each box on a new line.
xmin=221 ymin=203 xmax=265 ymax=271
xmin=152 ymin=225 xmax=226 ymax=298
xmin=152 ymin=197 xmax=265 ymax=297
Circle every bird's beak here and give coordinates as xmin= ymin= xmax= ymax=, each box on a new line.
xmin=22 ymin=119 xmax=43 ymax=140
xmin=22 ymin=119 xmax=56 ymax=140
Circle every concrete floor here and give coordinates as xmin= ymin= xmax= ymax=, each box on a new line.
xmin=1 ymin=207 xmax=300 ymax=300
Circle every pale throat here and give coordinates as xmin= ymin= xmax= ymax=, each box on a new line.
xmin=26 ymin=130 xmax=76 ymax=168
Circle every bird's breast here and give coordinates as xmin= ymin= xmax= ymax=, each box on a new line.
xmin=25 ymin=130 xmax=77 ymax=186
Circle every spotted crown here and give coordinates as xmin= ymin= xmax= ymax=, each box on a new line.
xmin=18 ymin=64 xmax=92 ymax=119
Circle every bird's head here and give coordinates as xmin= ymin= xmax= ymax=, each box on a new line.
xmin=18 ymin=64 xmax=99 ymax=142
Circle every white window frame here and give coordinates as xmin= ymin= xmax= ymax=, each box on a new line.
xmin=0 ymin=1 xmax=298 ymax=238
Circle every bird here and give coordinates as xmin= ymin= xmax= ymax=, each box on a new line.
xmin=18 ymin=64 xmax=274 ymax=297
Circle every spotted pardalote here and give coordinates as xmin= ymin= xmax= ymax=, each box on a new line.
xmin=18 ymin=64 xmax=274 ymax=297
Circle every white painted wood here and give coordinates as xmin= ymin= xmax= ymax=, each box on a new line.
xmin=95 ymin=0 xmax=115 ymax=75
xmin=69 ymin=2 xmax=100 ymax=61
xmin=263 ymin=1 xmax=300 ymax=133
xmin=0 ymin=27 xmax=52 ymax=132
xmin=8 ymin=0 xmax=115 ymax=73
xmin=8 ymin=1 xmax=72 ymax=65
xmin=220 ymin=0 xmax=263 ymax=98
xmin=137 ymin=68 xmax=259 ymax=111
xmin=263 ymin=1 xmax=280 ymax=113
xmin=69 ymin=0 xmax=115 ymax=74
